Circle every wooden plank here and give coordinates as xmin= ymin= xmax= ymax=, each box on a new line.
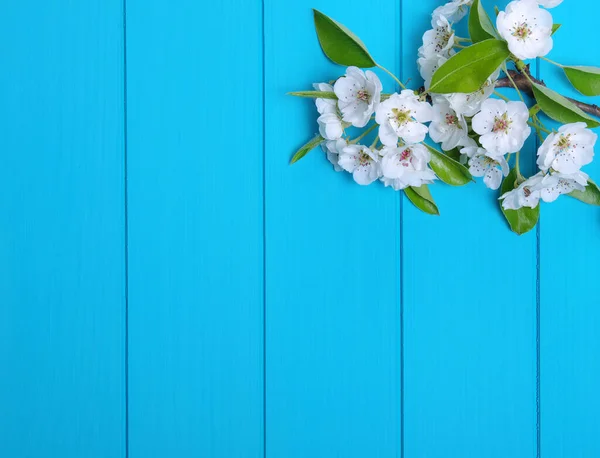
xmin=125 ymin=1 xmax=264 ymax=457
xmin=264 ymin=1 xmax=401 ymax=456
xmin=402 ymin=2 xmax=537 ymax=457
xmin=539 ymin=2 xmax=600 ymax=456
xmin=0 ymin=2 xmax=126 ymax=457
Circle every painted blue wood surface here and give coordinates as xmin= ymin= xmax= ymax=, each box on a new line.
xmin=265 ymin=0 xmax=400 ymax=456
xmin=126 ymin=0 xmax=264 ymax=457
xmin=0 ymin=2 xmax=126 ymax=457
xmin=1 ymin=1 xmax=600 ymax=458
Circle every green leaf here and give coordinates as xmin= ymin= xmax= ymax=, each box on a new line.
xmin=445 ymin=147 xmax=462 ymax=162
xmin=499 ymin=168 xmax=539 ymax=235
xmin=563 ymin=66 xmax=600 ymax=96
xmin=468 ymin=0 xmax=497 ymax=43
xmin=404 ymin=185 xmax=440 ymax=215
xmin=425 ymin=144 xmax=473 ymax=186
xmin=569 ymin=181 xmax=600 ymax=205
xmin=532 ymin=83 xmax=600 ymax=128
xmin=287 ymin=91 xmax=338 ymax=99
xmin=551 ymin=23 xmax=561 ymax=35
xmin=290 ymin=134 xmax=324 ymax=164
xmin=313 ymin=9 xmax=376 ymax=68
xmin=429 ymin=39 xmax=510 ymax=94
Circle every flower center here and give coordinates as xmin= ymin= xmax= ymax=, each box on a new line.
xmin=435 ymin=30 xmax=452 ymax=52
xmin=358 ymin=151 xmax=372 ymax=166
xmin=523 ymin=186 xmax=532 ymax=198
xmin=556 ymin=133 xmax=573 ymax=153
xmin=391 ymin=108 xmax=412 ymax=125
xmin=492 ymin=112 xmax=512 ymax=134
xmin=445 ymin=113 xmax=461 ymax=127
xmin=399 ymin=148 xmax=412 ymax=166
xmin=357 ymin=89 xmax=370 ymax=102
xmin=511 ymin=22 xmax=532 ymax=41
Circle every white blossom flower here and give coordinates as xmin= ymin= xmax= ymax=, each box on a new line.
xmin=333 ymin=67 xmax=382 ymax=128
xmin=380 ymin=144 xmax=437 ymax=190
xmin=338 ymin=144 xmax=381 ymax=185
xmin=536 ymin=171 xmax=588 ymax=202
xmin=313 ymin=82 xmax=337 ymax=114
xmin=497 ymin=0 xmax=553 ymax=60
xmin=418 ymin=54 xmax=447 ymax=90
xmin=460 ymin=144 xmax=486 ymax=158
xmin=375 ymin=91 xmax=433 ymax=146
xmin=443 ymin=69 xmax=500 ymax=116
xmin=468 ymin=152 xmax=509 ymax=190
xmin=314 ymin=82 xmax=344 ymax=140
xmin=419 ymin=15 xmax=455 ymax=59
xmin=428 ymin=99 xmax=471 ymax=151
xmin=432 ymin=0 xmax=473 ymax=26
xmin=537 ymin=0 xmax=563 ymax=8
xmin=500 ymin=172 xmax=545 ymax=209
xmin=472 ymin=98 xmax=531 ymax=157
xmin=537 ymin=122 xmax=597 ymax=174
xmin=321 ymin=138 xmax=346 ymax=172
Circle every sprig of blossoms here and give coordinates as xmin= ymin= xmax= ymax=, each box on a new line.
xmin=291 ymin=2 xmax=600 ymax=234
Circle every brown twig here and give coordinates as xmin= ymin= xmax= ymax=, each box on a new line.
xmin=496 ymin=66 xmax=600 ymax=118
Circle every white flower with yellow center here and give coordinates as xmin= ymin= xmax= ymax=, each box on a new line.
xmin=429 ymin=100 xmax=471 ymax=151
xmin=314 ymin=82 xmax=344 ymax=140
xmin=468 ymin=152 xmax=509 ymax=190
xmin=537 ymin=122 xmax=597 ymax=174
xmin=375 ymin=91 xmax=433 ymax=146
xmin=431 ymin=0 xmax=473 ymax=26
xmin=419 ymin=15 xmax=455 ymax=59
xmin=333 ymin=67 xmax=382 ymax=128
xmin=472 ymin=98 xmax=531 ymax=157
xmin=338 ymin=144 xmax=381 ymax=185
xmin=380 ymin=144 xmax=437 ymax=190
xmin=321 ymin=138 xmax=346 ymax=172
xmin=497 ymin=0 xmax=553 ymax=60
xmin=536 ymin=171 xmax=588 ymax=203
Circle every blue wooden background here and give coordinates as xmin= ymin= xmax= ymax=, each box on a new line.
xmin=1 ymin=0 xmax=599 ymax=457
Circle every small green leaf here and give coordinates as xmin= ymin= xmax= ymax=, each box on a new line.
xmin=500 ymin=168 xmax=539 ymax=235
xmin=551 ymin=23 xmax=561 ymax=35
xmin=313 ymin=9 xmax=376 ymax=68
xmin=404 ymin=185 xmax=440 ymax=215
xmin=532 ymin=82 xmax=600 ymax=128
xmin=287 ymin=91 xmax=338 ymax=99
xmin=429 ymin=39 xmax=510 ymax=94
xmin=563 ymin=66 xmax=600 ymax=96
xmin=425 ymin=144 xmax=472 ymax=186
xmin=468 ymin=0 xmax=497 ymax=43
xmin=569 ymin=181 xmax=600 ymax=205
xmin=290 ymin=134 xmax=324 ymax=164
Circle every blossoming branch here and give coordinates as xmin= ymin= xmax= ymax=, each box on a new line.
xmin=289 ymin=0 xmax=600 ymax=235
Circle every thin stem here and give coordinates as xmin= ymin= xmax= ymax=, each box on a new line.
xmin=540 ymin=56 xmax=563 ymax=68
xmin=527 ymin=120 xmax=551 ymax=134
xmin=493 ymin=90 xmax=510 ymax=102
xmin=377 ymin=64 xmax=407 ymax=90
xmin=349 ymin=123 xmax=377 ymax=144
xmin=454 ymin=43 xmax=468 ymax=49
xmin=454 ymin=36 xmax=472 ymax=43
xmin=503 ymin=63 xmax=525 ymax=102
xmin=370 ymin=135 xmax=380 ymax=149
xmin=515 ymin=150 xmax=522 ymax=178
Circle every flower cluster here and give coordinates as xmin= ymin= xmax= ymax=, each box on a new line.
xmin=293 ymin=0 xmax=600 ymax=234
xmin=315 ymin=67 xmax=437 ymax=190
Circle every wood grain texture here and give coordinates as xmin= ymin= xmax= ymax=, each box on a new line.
xmin=0 ymin=2 xmax=126 ymax=457
xmin=264 ymin=1 xmax=401 ymax=456
xmin=126 ymin=1 xmax=264 ymax=457
xmin=539 ymin=3 xmax=600 ymax=457
xmin=402 ymin=2 xmax=537 ymax=457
